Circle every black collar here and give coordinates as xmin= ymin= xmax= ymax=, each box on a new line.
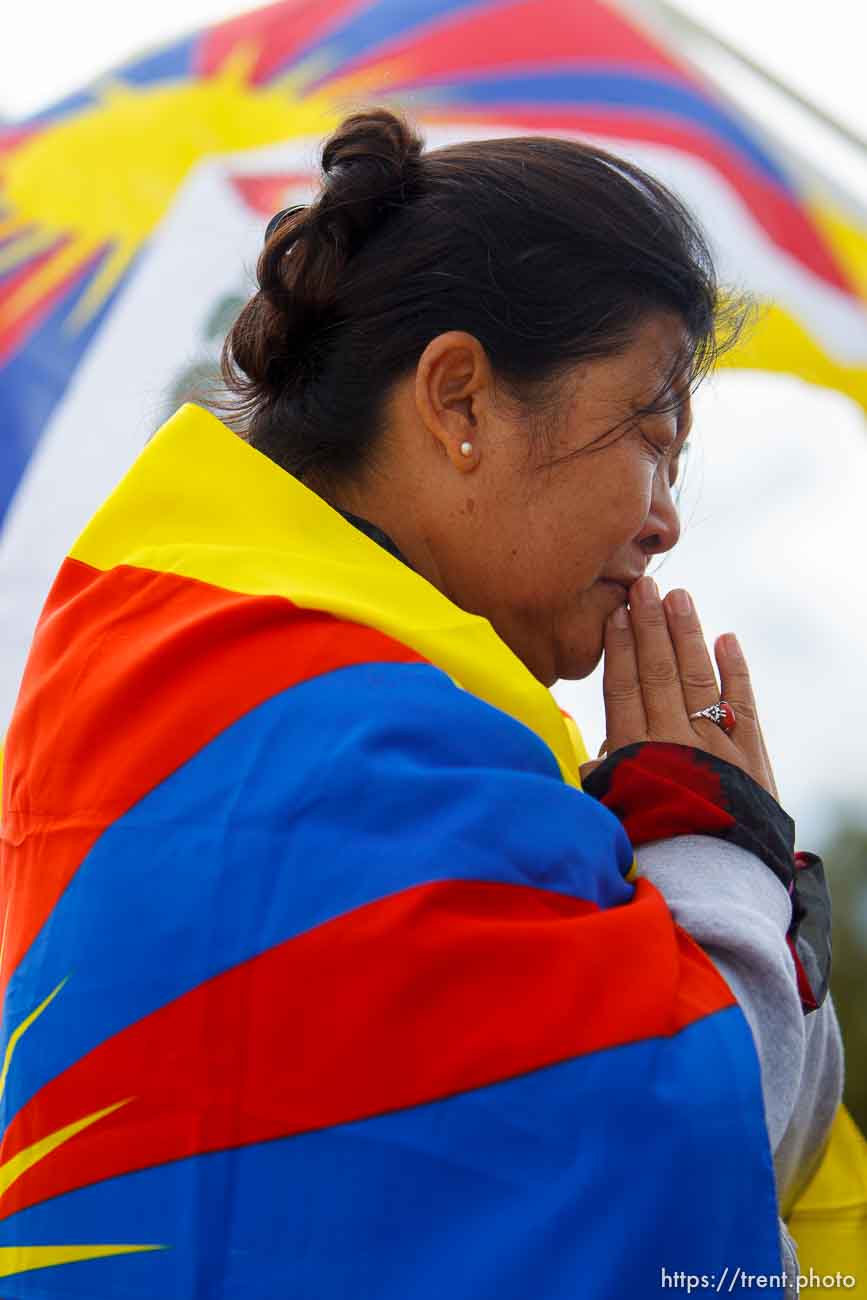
xmin=339 ymin=510 xmax=411 ymax=569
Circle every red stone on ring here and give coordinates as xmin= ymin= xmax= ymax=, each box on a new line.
xmin=717 ymin=700 xmax=736 ymax=734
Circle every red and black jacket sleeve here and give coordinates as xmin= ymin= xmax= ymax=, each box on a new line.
xmin=582 ymin=741 xmax=831 ymax=1013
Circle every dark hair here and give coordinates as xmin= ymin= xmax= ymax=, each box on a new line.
xmin=218 ymin=107 xmax=748 ymax=481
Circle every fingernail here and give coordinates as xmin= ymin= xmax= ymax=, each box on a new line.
xmin=669 ymin=588 xmax=692 ymax=616
xmin=720 ymin=633 xmax=741 ymax=657
xmin=633 ymin=576 xmax=659 ymax=605
xmin=611 ymin=603 xmax=629 ymax=628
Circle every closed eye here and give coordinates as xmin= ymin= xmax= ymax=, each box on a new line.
xmin=641 ymin=430 xmax=676 ymax=461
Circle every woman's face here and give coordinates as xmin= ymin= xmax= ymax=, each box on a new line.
xmin=392 ymin=312 xmax=692 ymax=686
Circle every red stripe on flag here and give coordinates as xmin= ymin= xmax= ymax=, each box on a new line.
xmin=195 ymin=0 xmax=368 ymax=85
xmin=0 ymin=125 xmax=42 ymax=157
xmin=1 ymin=558 xmax=425 ymax=1004
xmin=230 ymin=173 xmax=315 ymax=217
xmin=0 ymin=876 xmax=733 ymax=1220
xmin=327 ymin=0 xmax=684 ymax=88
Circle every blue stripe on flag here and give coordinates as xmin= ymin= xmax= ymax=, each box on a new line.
xmin=0 ymin=1011 xmax=780 ymax=1299
xmin=20 ymin=90 xmax=100 ymax=129
xmin=292 ymin=0 xmax=493 ymax=72
xmin=1 ymin=660 xmax=632 ymax=1124
xmin=115 ymin=35 xmax=199 ymax=87
xmin=412 ymin=68 xmax=790 ymax=188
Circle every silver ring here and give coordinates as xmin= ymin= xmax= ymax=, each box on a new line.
xmin=688 ymin=700 xmax=735 ymax=733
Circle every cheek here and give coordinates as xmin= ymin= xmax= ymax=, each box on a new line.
xmin=601 ymin=465 xmax=655 ymax=546
xmin=511 ymin=456 xmax=654 ymax=600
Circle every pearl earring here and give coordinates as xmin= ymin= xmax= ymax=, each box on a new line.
xmin=460 ymin=441 xmax=473 ymax=458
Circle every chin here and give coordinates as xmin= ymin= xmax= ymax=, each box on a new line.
xmin=552 ymin=628 xmax=606 ymax=683
xmin=498 ymin=612 xmax=604 ymax=686
xmin=553 ymin=655 xmax=603 ymax=684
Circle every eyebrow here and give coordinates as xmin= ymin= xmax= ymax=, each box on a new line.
xmin=633 ymin=378 xmax=690 ymax=421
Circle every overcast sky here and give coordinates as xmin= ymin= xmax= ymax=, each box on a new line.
xmin=2 ymin=0 xmax=866 ymax=845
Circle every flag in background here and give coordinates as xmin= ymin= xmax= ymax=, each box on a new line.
xmin=2 ymin=0 xmax=867 ymax=730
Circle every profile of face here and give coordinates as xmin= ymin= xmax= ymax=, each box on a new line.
xmin=339 ymin=311 xmax=692 ymax=686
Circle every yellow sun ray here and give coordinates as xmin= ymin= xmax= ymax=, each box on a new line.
xmin=0 ymin=986 xmax=161 ymax=1280
xmin=67 ymin=240 xmax=138 ymax=332
xmin=1 ymin=58 xmax=344 ymax=341
xmin=0 ymin=236 xmax=101 ymax=322
xmin=0 ymin=214 xmax=31 ymax=242
xmin=0 ymin=1098 xmax=131 ymax=1201
xmin=270 ymin=52 xmax=339 ymax=99
xmin=0 ymin=1242 xmax=164 ymax=1279
xmin=0 ymin=228 xmax=60 ymax=276
xmin=95 ymin=77 xmax=144 ymax=110
xmin=0 ymin=978 xmax=67 ymax=1104
xmin=212 ymin=39 xmax=262 ymax=91
xmin=324 ymin=55 xmax=417 ymax=103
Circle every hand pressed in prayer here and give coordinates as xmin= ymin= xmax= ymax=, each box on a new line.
xmin=579 ymin=575 xmax=779 ymax=801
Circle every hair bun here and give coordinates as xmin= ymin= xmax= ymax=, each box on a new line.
xmin=318 ymin=109 xmax=424 ymax=254
xmin=223 ymin=110 xmax=424 ymax=406
xmin=322 ymin=108 xmax=423 ymax=181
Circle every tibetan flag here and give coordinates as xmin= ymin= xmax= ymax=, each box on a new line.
xmin=2 ymin=0 xmax=867 ymax=737
xmin=0 ymin=403 xmax=784 ymax=1297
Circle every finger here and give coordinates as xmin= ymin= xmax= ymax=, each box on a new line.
xmin=629 ymin=576 xmax=688 ymax=735
xmin=719 ymin=634 xmax=778 ymax=799
xmin=662 ymin=589 xmax=720 ymax=715
xmin=602 ymin=603 xmax=647 ymax=750
xmin=756 ymin=717 xmax=779 ymax=802
xmin=714 ymin=633 xmax=766 ymax=769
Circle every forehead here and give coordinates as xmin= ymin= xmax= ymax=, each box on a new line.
xmin=628 ymin=312 xmax=691 ymax=380
xmin=588 ymin=313 xmax=691 ymax=399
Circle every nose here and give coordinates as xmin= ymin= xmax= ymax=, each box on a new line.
xmin=637 ymin=473 xmax=681 ymax=557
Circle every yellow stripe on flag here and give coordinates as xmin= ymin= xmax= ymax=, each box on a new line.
xmin=0 ymin=1100 xmax=131 ymax=1202
xmin=808 ymin=201 xmax=867 ymax=304
xmin=69 ymin=404 xmax=585 ymax=784
xmin=786 ymin=1105 xmax=867 ymax=1296
xmin=722 ymin=301 xmax=867 ymax=413
xmin=0 ymin=1243 xmax=164 ymax=1279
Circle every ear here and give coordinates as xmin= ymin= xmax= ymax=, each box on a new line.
xmin=414 ymin=332 xmax=492 ymax=472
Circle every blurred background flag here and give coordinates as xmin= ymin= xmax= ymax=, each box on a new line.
xmin=2 ymin=0 xmax=867 ymax=732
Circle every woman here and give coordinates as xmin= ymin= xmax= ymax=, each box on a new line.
xmin=0 ymin=109 xmax=841 ymax=1298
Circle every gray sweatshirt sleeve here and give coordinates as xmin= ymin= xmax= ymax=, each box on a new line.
xmin=635 ymin=836 xmax=844 ymax=1291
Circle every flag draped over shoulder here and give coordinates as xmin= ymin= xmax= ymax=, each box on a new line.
xmin=0 ymin=404 xmax=785 ymax=1297
xmin=2 ymin=0 xmax=867 ymax=732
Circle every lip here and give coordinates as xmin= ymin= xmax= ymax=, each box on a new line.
xmin=598 ymin=576 xmax=642 ymax=595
